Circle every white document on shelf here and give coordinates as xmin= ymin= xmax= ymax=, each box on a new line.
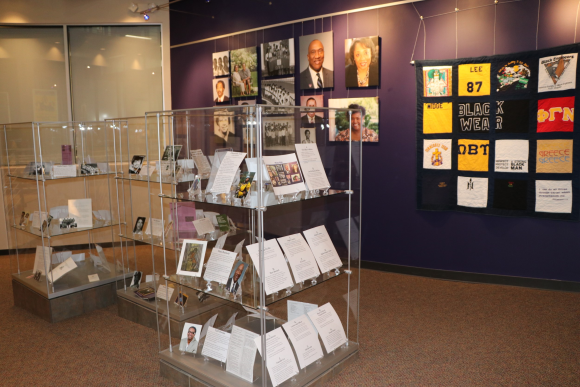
xmin=68 ymin=199 xmax=93 ymax=228
xmin=226 ymin=325 xmax=259 ymax=382
xmin=200 ymin=313 xmax=219 ymax=339
xmin=192 ymin=217 xmax=215 ymax=235
xmin=307 ymin=303 xmax=347 ymax=353
xmin=156 ymin=285 xmax=174 ymax=301
xmin=52 ymin=251 xmax=72 ymax=264
xmin=262 ymin=153 xmax=306 ymax=196
xmin=214 ymin=233 xmax=228 ymax=250
xmin=203 ymin=248 xmax=237 ymax=284
xmin=48 ymin=257 xmax=77 ymax=283
xmin=208 ymin=151 xmax=247 ymax=194
xmin=233 ymin=239 xmax=245 ymax=260
xmin=246 ymin=239 xmax=294 ymax=295
xmin=303 ymin=225 xmax=343 ymax=273
xmin=88 ymin=274 xmax=100 ymax=282
xmin=287 ymin=300 xmax=318 ymax=334
xmin=245 ymin=157 xmax=271 ymax=183
xmin=254 ymin=327 xmax=299 ymax=386
xmin=282 ymin=314 xmax=323 ymax=369
xmin=295 ymin=144 xmax=330 ymax=191
xmin=201 ymin=327 xmax=231 ymax=363
xmin=144 ymin=218 xmax=164 ymax=237
xmin=33 ymin=245 xmax=52 ymax=275
xmin=190 ymin=149 xmax=212 ymax=175
xmin=31 ymin=211 xmax=48 ymax=230
xmin=50 ymin=206 xmax=69 ymax=220
xmin=145 ymin=273 xmax=159 ymax=283
xmin=52 ymin=164 xmax=77 ymax=177
xmin=277 ymin=233 xmax=321 ymax=283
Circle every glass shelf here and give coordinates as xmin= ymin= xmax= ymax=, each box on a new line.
xmin=114 ymin=172 xmax=201 ymax=185
xmin=12 ymin=219 xmax=119 ymax=238
xmin=8 ymin=171 xmax=115 ymax=181
xmin=164 ymin=265 xmax=344 ymax=310
xmin=120 ymin=228 xmax=249 ymax=251
xmin=159 ymin=189 xmax=347 ymax=210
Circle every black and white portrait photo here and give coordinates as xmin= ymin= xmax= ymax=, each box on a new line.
xmin=214 ymin=110 xmax=235 ymax=143
xmin=212 ymin=51 xmax=230 ymax=77
xmin=129 ymin=155 xmax=145 ymax=174
xmin=299 ymin=31 xmax=334 ymax=90
xmin=261 ymin=39 xmax=295 ymax=77
xmin=162 ymin=145 xmax=182 ymax=161
xmin=300 ymin=128 xmax=316 ymax=144
xmin=80 ymin=163 xmax=99 ymax=175
xmin=130 ymin=271 xmax=142 ymax=288
xmin=262 ymin=78 xmax=295 ymax=109
xmin=263 ymin=117 xmax=295 ymax=151
xmin=212 ymin=78 xmax=231 ymax=103
xmin=133 ymin=217 xmax=146 ymax=234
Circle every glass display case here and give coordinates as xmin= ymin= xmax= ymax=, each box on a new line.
xmin=0 ymin=121 xmax=123 ymax=322
xmin=146 ymin=105 xmax=362 ymax=386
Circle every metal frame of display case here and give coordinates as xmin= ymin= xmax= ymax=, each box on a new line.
xmin=144 ymin=105 xmax=362 ymax=387
xmin=0 ymin=121 xmax=124 ymax=322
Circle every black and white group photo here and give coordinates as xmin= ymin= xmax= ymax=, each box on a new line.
xmin=263 ymin=117 xmax=295 ymax=150
xmin=212 ymin=51 xmax=229 ymax=77
xmin=261 ymin=39 xmax=295 ymax=77
xmin=262 ymin=78 xmax=295 ymax=109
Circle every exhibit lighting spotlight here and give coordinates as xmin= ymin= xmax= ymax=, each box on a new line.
xmin=143 ymin=14 xmax=150 ymax=20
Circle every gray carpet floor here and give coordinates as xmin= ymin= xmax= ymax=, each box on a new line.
xmin=1 ymin=255 xmax=579 ymax=386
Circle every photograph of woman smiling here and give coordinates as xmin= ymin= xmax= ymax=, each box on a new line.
xmin=345 ymin=36 xmax=379 ymax=88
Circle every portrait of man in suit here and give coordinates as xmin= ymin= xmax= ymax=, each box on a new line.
xmin=213 ymin=78 xmax=230 ymax=103
xmin=299 ymin=32 xmax=334 ymax=90
xmin=225 ymin=261 xmax=248 ymax=294
xmin=300 ymin=97 xmax=324 ymax=128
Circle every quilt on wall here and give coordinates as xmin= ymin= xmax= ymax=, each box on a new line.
xmin=416 ymin=43 xmax=580 ymax=220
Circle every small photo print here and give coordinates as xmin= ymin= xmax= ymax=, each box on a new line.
xmin=213 ymin=78 xmax=231 ymax=103
xmin=174 ymin=291 xmax=189 ymax=307
xmin=177 ymin=240 xmax=208 ymax=277
xmin=261 ymin=38 xmax=295 ymax=77
xmin=27 ymin=162 xmax=52 ymax=176
xmin=81 ymin=163 xmax=99 ymax=175
xmin=300 ymin=128 xmax=316 ymax=144
xmin=235 ymin=172 xmax=255 ymax=198
xmin=130 ymin=271 xmax=142 ymax=288
xmin=179 ymin=323 xmax=202 ymax=353
xmin=59 ymin=217 xmax=77 ymax=229
xmin=162 ymin=145 xmax=182 ymax=161
xmin=133 ymin=217 xmax=146 ymax=234
xmin=19 ymin=211 xmax=30 ymax=227
xmin=300 ymin=95 xmax=324 ymax=129
xmin=263 ymin=117 xmax=295 ymax=151
xmin=225 ymin=261 xmax=248 ymax=294
xmin=267 ymin=162 xmax=303 ymax=187
xmin=213 ymin=51 xmax=230 ymax=77
xmin=129 ymin=155 xmax=145 ymax=174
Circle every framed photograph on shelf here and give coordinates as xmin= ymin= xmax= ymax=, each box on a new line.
xmin=176 ymin=240 xmax=208 ymax=277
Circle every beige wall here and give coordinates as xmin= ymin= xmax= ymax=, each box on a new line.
xmin=0 ymin=0 xmax=171 ymax=250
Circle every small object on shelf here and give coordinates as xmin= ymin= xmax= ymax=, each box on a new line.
xmin=80 ymin=163 xmax=99 ymax=175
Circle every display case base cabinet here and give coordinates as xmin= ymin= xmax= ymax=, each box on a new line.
xmin=117 ymin=289 xmax=246 ymax=338
xmin=12 ymin=279 xmax=117 ymax=323
xmin=159 ymin=342 xmax=359 ymax=387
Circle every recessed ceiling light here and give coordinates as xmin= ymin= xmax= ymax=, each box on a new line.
xmin=87 ymin=66 xmax=91 ymax=69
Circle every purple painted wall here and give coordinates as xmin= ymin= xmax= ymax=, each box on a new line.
xmin=170 ymin=0 xmax=580 ymax=282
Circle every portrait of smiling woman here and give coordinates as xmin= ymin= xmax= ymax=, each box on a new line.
xmin=344 ymin=36 xmax=380 ymax=88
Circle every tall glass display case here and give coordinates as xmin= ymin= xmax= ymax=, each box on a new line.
xmin=146 ymin=105 xmax=361 ymax=386
xmin=0 ymin=121 xmax=123 ymax=322
xmin=111 ymin=116 xmax=247 ymax=336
